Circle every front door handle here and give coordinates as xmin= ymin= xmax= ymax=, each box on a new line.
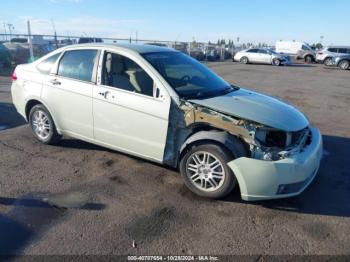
xmin=98 ymin=91 xmax=112 ymax=99
xmin=49 ymin=79 xmax=61 ymax=85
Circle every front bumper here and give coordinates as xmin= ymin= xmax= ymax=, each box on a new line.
xmin=280 ymin=57 xmax=292 ymax=65
xmin=227 ymin=127 xmax=323 ymax=201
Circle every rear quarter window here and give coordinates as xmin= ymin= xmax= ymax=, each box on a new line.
xmin=37 ymin=52 xmax=61 ymax=74
xmin=57 ymin=50 xmax=98 ymax=82
xmin=338 ymin=48 xmax=347 ymax=54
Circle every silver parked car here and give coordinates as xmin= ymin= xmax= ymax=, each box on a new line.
xmin=316 ymin=46 xmax=350 ymax=66
xmin=331 ymin=54 xmax=350 ymax=70
xmin=11 ymin=43 xmax=322 ymax=200
xmin=234 ymin=48 xmax=291 ymax=66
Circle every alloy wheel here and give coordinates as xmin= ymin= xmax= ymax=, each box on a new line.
xmin=186 ymin=151 xmax=226 ymax=192
xmin=31 ymin=110 xmax=51 ymax=140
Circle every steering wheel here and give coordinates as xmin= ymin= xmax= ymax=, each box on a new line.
xmin=181 ymin=75 xmax=191 ymax=84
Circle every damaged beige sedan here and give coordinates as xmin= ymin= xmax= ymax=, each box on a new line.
xmin=11 ymin=44 xmax=323 ymax=200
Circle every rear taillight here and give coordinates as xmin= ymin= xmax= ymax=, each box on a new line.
xmin=11 ymin=70 xmax=17 ymax=81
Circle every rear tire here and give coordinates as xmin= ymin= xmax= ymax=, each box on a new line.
xmin=240 ymin=56 xmax=249 ymax=64
xmin=305 ymin=55 xmax=313 ymax=63
xmin=338 ymin=60 xmax=349 ymax=70
xmin=180 ymin=143 xmax=238 ymax=199
xmin=29 ymin=104 xmax=61 ymax=144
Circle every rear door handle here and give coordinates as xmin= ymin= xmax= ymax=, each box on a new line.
xmin=49 ymin=79 xmax=61 ymax=85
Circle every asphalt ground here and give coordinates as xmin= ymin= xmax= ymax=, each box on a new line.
xmin=0 ymin=62 xmax=349 ymax=257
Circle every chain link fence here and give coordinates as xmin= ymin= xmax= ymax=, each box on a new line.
xmin=0 ymin=33 xmax=247 ymax=70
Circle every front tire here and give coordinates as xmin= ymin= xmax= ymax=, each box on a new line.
xmin=29 ymin=104 xmax=61 ymax=144
xmin=338 ymin=60 xmax=349 ymax=70
xmin=323 ymin=57 xmax=333 ymax=66
xmin=272 ymin=58 xmax=281 ymax=66
xmin=180 ymin=143 xmax=237 ymax=199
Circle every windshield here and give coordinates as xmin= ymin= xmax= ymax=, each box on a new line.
xmin=268 ymin=49 xmax=279 ymax=55
xmin=143 ymin=52 xmax=235 ymax=99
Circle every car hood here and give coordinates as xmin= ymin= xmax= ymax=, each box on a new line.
xmin=188 ymin=88 xmax=309 ymax=132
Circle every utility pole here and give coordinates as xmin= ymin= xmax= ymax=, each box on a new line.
xmin=51 ymin=19 xmax=58 ymax=49
xmin=320 ymin=35 xmax=324 ymax=45
xmin=7 ymin=23 xmax=14 ymax=41
xmin=3 ymin=22 xmax=7 ymax=41
xmin=135 ymin=31 xmax=138 ymax=43
xmin=27 ymin=20 xmax=34 ymax=62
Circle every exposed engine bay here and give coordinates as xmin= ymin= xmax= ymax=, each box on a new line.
xmin=175 ymin=100 xmax=311 ymax=162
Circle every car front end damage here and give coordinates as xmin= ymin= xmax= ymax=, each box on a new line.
xmin=171 ymin=94 xmax=322 ymax=201
xmin=228 ymin=125 xmax=322 ymax=201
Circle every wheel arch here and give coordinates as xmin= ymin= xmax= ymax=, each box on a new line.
xmin=25 ymin=98 xmax=62 ymax=134
xmin=179 ymin=130 xmax=249 ymax=164
xmin=304 ymin=53 xmax=315 ymax=62
xmin=323 ymin=56 xmax=332 ymax=62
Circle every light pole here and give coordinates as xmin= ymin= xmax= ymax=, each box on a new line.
xmin=7 ymin=24 xmax=14 ymax=41
xmin=320 ymin=35 xmax=324 ymax=45
xmin=27 ymin=20 xmax=34 ymax=62
xmin=3 ymin=22 xmax=7 ymax=41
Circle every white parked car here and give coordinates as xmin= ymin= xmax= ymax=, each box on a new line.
xmin=11 ymin=44 xmax=322 ymax=200
xmin=233 ymin=48 xmax=291 ymax=66
xmin=275 ymin=41 xmax=315 ymax=63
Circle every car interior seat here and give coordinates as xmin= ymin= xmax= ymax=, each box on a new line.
xmin=105 ymin=53 xmax=135 ymax=92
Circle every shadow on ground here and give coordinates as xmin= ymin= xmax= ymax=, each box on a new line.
xmin=0 ymin=194 xmax=106 ymax=255
xmin=0 ymin=103 xmax=26 ymax=130
xmin=288 ymin=64 xmax=315 ymax=67
xmin=54 ymin=132 xmax=350 ymax=218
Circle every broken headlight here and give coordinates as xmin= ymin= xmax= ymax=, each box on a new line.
xmin=251 ymin=126 xmax=310 ymax=161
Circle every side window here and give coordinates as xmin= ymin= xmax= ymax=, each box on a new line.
xmin=247 ymin=49 xmax=258 ymax=53
xmin=328 ymin=48 xmax=336 ymax=52
xmin=102 ymin=52 xmax=154 ymax=97
xmin=258 ymin=49 xmax=268 ymax=54
xmin=338 ymin=48 xmax=347 ymax=54
xmin=37 ymin=52 xmax=61 ymax=74
xmin=347 ymin=49 xmax=350 ymax=54
xmin=58 ymin=50 xmax=97 ymax=82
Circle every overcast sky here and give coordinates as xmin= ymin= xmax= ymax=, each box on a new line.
xmin=1 ymin=0 xmax=349 ymax=45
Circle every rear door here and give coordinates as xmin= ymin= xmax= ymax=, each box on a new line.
xmin=41 ymin=48 xmax=100 ymax=139
xmin=246 ymin=49 xmax=259 ymax=62
xmin=338 ymin=48 xmax=347 ymax=55
xmin=92 ymin=50 xmax=171 ymax=162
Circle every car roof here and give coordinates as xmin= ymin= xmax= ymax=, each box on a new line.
xmin=62 ymin=43 xmax=176 ymax=54
xmin=326 ymin=45 xmax=350 ymax=49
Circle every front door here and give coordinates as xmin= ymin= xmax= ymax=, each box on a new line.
xmin=93 ymin=51 xmax=170 ymax=162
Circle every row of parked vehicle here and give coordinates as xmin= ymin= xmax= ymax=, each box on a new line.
xmin=232 ymin=41 xmax=350 ymax=70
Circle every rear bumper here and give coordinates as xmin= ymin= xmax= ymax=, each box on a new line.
xmin=11 ymin=81 xmax=27 ymax=120
xmin=227 ymin=127 xmax=323 ymax=201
